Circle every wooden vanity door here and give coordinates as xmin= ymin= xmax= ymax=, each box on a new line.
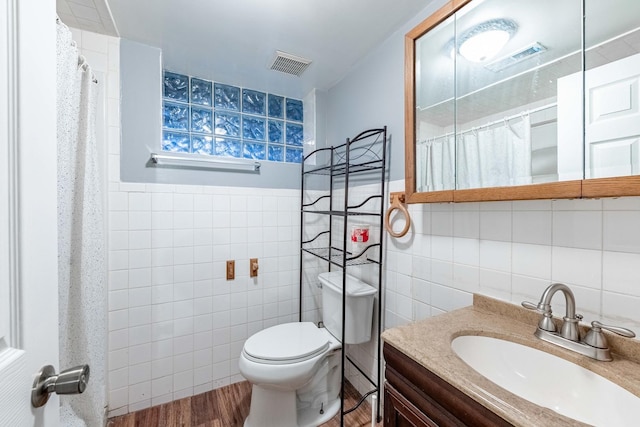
xmin=383 ymin=343 xmax=514 ymax=427
xmin=384 ymin=383 xmax=439 ymax=427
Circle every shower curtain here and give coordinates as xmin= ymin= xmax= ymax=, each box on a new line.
xmin=457 ymin=114 xmax=532 ymax=189
xmin=57 ymin=20 xmax=106 ymax=427
xmin=422 ymin=135 xmax=455 ymax=191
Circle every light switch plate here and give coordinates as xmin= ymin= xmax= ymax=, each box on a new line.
xmin=226 ymin=260 xmax=235 ymax=280
xmin=250 ymin=258 xmax=258 ymax=277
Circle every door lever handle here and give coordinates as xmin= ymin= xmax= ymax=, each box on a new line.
xmin=32 ymin=364 xmax=90 ymax=408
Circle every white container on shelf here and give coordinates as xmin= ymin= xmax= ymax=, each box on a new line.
xmin=350 ymin=224 xmax=370 ymax=255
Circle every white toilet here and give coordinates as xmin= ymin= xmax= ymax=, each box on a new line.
xmin=238 ymin=271 xmax=377 ymax=427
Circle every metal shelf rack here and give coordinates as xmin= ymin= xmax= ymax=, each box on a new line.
xmin=298 ymin=126 xmax=387 ymax=425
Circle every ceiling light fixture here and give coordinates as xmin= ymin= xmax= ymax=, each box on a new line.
xmin=457 ymin=19 xmax=517 ymax=63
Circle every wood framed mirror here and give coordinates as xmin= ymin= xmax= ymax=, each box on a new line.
xmin=405 ymin=0 xmax=640 ymax=204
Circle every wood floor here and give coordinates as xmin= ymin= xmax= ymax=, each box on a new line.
xmin=107 ymin=380 xmax=382 ymax=427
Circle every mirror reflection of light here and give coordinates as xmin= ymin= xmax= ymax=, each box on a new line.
xmin=459 ymin=29 xmax=511 ymax=62
xmin=450 ymin=18 xmax=518 ymax=63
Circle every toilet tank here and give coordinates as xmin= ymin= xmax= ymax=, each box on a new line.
xmin=318 ymin=271 xmax=377 ymax=344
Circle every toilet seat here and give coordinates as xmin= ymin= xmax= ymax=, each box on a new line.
xmin=243 ymin=322 xmax=330 ymax=365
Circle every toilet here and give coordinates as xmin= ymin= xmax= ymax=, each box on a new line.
xmin=238 ymin=271 xmax=377 ymax=427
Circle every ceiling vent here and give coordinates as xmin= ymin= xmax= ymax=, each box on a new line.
xmin=269 ymin=50 xmax=312 ymax=77
xmin=484 ymin=42 xmax=547 ymax=72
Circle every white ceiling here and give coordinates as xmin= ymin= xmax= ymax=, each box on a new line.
xmin=56 ymin=0 xmax=640 ymax=117
xmin=57 ymin=0 xmax=118 ymax=36
xmin=94 ymin=0 xmax=433 ymax=98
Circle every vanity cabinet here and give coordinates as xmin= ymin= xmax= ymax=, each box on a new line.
xmin=383 ymin=343 xmax=513 ymax=427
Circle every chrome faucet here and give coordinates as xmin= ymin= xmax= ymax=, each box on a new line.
xmin=522 ymin=283 xmax=636 ymax=361
xmin=522 ymin=283 xmax=580 ymax=341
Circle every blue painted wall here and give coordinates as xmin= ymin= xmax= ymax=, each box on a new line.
xmin=326 ymin=1 xmax=447 ymax=183
xmin=119 ymin=39 xmax=303 ymax=189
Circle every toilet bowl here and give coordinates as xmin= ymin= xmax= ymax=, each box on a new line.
xmin=239 ymin=272 xmax=377 ymax=427
xmin=239 ymin=322 xmax=342 ymax=427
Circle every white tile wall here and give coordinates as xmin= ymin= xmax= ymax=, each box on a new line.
xmin=106 ymin=183 xmax=300 ymax=416
xmin=385 ymin=179 xmax=640 ymax=336
xmin=73 ymin=29 xmax=302 ymax=417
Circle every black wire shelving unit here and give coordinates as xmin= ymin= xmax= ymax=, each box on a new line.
xmin=298 ymin=126 xmax=387 ymax=426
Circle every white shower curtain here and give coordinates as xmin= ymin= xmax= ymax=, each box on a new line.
xmin=457 ymin=115 xmax=532 ymax=189
xmin=423 ymin=135 xmax=455 ymax=191
xmin=57 ymin=20 xmax=106 ymax=427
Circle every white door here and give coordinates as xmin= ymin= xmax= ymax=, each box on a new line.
xmin=0 ymin=0 xmax=60 ymax=425
xmin=558 ymin=53 xmax=640 ymax=180
xmin=584 ymin=53 xmax=640 ymax=179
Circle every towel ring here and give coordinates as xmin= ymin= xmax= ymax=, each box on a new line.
xmin=385 ymin=192 xmax=411 ymax=238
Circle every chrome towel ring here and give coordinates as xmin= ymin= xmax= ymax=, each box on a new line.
xmin=384 ymin=192 xmax=411 ymax=238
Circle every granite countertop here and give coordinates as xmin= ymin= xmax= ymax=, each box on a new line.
xmin=381 ymin=294 xmax=640 ymax=427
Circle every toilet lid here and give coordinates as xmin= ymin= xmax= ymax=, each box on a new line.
xmin=243 ymin=322 xmax=330 ymax=363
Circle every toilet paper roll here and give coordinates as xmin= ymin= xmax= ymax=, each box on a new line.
xmin=350 ymin=225 xmax=370 ymax=255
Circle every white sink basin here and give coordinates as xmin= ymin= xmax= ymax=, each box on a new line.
xmin=451 ymin=335 xmax=640 ymax=426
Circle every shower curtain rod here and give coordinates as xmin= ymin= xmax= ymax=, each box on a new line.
xmin=418 ymin=102 xmax=557 ymax=145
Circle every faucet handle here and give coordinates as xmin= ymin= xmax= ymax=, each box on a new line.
xmin=521 ymin=301 xmax=552 ymax=313
xmin=591 ymin=321 xmax=635 ymax=338
xmin=521 ymin=301 xmax=540 ymax=311
xmin=583 ymin=321 xmax=636 ymax=349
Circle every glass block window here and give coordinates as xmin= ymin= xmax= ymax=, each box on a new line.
xmin=214 ymin=83 xmax=240 ymax=111
xmin=242 ymin=89 xmax=266 ymax=115
xmin=286 ymin=98 xmax=303 ymax=122
xmin=214 ymin=111 xmax=241 ymax=137
xmin=286 ymin=123 xmax=304 ymax=146
xmin=163 ymin=72 xmax=189 ymax=102
xmin=162 ymin=131 xmax=190 ymax=153
xmin=162 ymin=70 xmax=304 ymax=164
xmin=214 ymin=137 xmax=242 ymax=157
xmin=268 ymin=120 xmax=284 ymax=143
xmin=190 ymin=78 xmax=212 ymax=106
xmin=191 ymin=107 xmax=212 ymax=133
xmin=268 ymin=94 xmax=284 ymax=118
xmin=192 ymin=135 xmax=213 ymax=154
xmin=243 ymin=116 xmax=266 ymax=141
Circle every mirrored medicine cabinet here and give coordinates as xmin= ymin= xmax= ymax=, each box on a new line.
xmin=405 ymin=0 xmax=640 ymax=203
